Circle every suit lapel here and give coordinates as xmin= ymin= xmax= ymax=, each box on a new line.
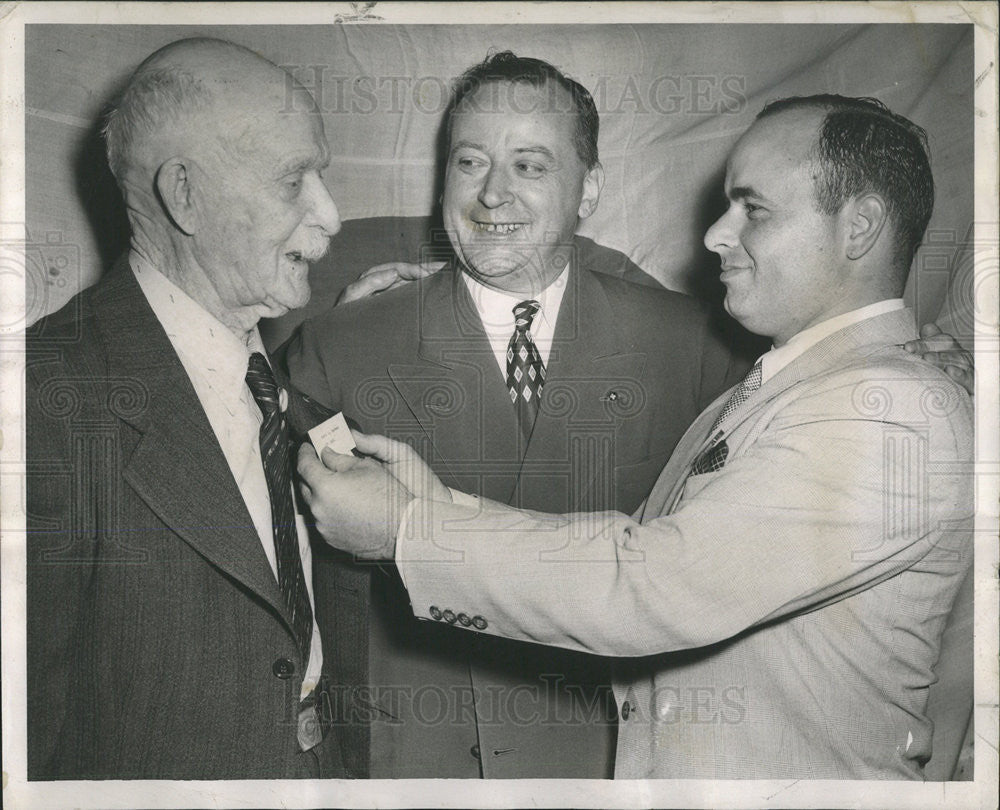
xmin=93 ymin=261 xmax=290 ymax=624
xmin=641 ymin=307 xmax=919 ymax=518
xmin=640 ymin=403 xmax=721 ymax=518
xmin=387 ymin=269 xmax=522 ymax=500
xmin=713 ymin=307 xmax=919 ymax=441
xmin=271 ymin=364 xmax=336 ymax=445
xmin=517 ymin=267 xmax=648 ymax=508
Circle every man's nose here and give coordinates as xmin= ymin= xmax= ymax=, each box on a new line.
xmin=704 ymin=207 xmax=737 ymax=254
xmin=308 ymin=174 xmax=342 ymax=236
xmin=478 ymin=166 xmax=514 ymax=209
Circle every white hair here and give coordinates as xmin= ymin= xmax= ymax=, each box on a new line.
xmin=102 ymin=63 xmax=215 ymax=181
xmin=102 ymin=38 xmax=278 ymax=180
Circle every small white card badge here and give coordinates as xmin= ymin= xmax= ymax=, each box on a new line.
xmin=307 ymin=411 xmax=358 ymax=456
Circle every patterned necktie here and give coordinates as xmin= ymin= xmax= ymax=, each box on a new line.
xmin=506 ymin=300 xmax=546 ymax=436
xmin=688 ymin=359 xmax=764 ymax=480
xmin=245 ymin=352 xmax=313 ymax=666
xmin=709 ymin=358 xmax=763 ymax=434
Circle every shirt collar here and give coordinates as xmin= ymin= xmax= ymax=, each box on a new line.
xmin=461 ymin=264 xmax=570 ymax=338
xmin=760 ymin=299 xmax=906 ymax=384
xmin=131 ymin=251 xmax=266 ymax=417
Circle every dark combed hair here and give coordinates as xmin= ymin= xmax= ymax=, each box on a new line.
xmin=446 ymin=50 xmax=600 ymax=169
xmin=758 ymin=94 xmax=934 ymax=266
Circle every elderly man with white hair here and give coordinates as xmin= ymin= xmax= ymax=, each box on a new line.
xmin=25 ymin=37 xmax=346 ymax=779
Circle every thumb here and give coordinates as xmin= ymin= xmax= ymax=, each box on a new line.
xmin=319 ymin=444 xmax=363 ymax=472
xmin=351 ymin=430 xmax=412 ymax=463
xmin=919 ymin=322 xmax=943 ymax=340
xmin=297 ymin=442 xmax=323 ymax=481
xmin=404 ymin=260 xmax=448 ymax=280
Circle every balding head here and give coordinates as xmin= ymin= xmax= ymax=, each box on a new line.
xmin=103 ymin=37 xmax=341 ymax=338
xmin=104 ymin=37 xmax=310 ymax=182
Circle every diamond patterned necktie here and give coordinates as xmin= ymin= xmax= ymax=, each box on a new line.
xmin=506 ymin=300 xmax=546 ymax=436
xmin=709 ymin=358 xmax=763 ymax=434
xmin=245 ymin=352 xmax=313 ymax=666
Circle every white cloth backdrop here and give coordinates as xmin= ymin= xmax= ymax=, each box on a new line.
xmin=25 ymin=23 xmax=974 ymax=339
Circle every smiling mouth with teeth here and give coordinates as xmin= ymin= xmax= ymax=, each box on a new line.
xmin=472 ymin=222 xmax=526 ymax=234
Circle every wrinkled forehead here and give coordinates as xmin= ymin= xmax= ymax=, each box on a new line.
xmin=199 ymin=77 xmax=327 ymax=165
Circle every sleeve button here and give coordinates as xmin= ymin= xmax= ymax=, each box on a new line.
xmin=457 ymin=613 xmax=472 ymax=626
xmin=471 ymin=615 xmax=488 ymax=630
xmin=443 ymin=609 xmax=457 ymax=624
xmin=429 ymin=606 xmax=442 ymax=620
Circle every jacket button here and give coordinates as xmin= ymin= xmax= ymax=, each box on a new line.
xmin=272 ymin=657 xmax=295 ymax=679
xmin=470 ymin=744 xmax=481 ymax=760
xmin=471 ymin=615 xmax=488 ymax=630
xmin=457 ymin=612 xmax=472 ymax=626
xmin=621 ymin=700 xmax=631 ymax=720
xmin=429 ymin=605 xmax=442 ymax=620
xmin=443 ymin=609 xmax=457 ymax=624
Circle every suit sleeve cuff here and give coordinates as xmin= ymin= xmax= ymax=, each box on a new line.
xmin=395 ymin=488 xmax=478 ymax=592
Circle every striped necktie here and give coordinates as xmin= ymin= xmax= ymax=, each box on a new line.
xmin=245 ymin=352 xmax=313 ymax=665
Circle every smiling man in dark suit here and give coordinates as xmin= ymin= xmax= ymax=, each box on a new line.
xmin=283 ymin=51 xmax=746 ymax=779
xmin=26 ymin=37 xmax=347 ymax=779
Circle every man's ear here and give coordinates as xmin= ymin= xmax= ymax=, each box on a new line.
xmin=578 ymin=163 xmax=605 ymax=220
xmin=844 ymin=193 xmax=888 ymax=260
xmin=155 ymin=157 xmax=198 ymax=235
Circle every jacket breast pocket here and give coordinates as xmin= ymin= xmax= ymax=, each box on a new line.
xmin=690 ymin=440 xmax=728 ymax=476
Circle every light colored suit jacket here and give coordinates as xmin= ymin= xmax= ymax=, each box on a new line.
xmin=396 ymin=307 xmax=974 ymax=779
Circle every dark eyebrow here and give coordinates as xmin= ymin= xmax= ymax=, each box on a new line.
xmin=513 ymin=146 xmax=556 ymax=161
xmin=728 ymin=185 xmax=765 ymax=202
xmin=451 ymin=140 xmax=487 ymax=154
xmin=450 ymin=141 xmax=556 ymax=162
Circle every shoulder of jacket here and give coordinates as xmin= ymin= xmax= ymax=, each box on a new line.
xmin=592 ymin=270 xmax=707 ymax=317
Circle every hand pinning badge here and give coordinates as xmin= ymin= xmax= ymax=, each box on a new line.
xmin=308 ymin=411 xmax=358 ymax=456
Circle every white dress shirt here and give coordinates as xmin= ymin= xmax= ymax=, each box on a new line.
xmin=132 ymin=253 xmax=322 ymax=699
xmin=461 ymin=265 xmax=570 ymax=377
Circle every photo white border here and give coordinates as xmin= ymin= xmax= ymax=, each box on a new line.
xmin=2 ymin=2 xmax=996 ymax=808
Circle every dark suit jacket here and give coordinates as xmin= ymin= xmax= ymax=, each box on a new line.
xmin=281 ymin=258 xmax=746 ymax=778
xmin=25 ymin=260 xmax=349 ymax=780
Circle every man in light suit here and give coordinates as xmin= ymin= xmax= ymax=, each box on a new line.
xmin=282 ymin=52 xmax=747 ymax=778
xmin=299 ymin=94 xmax=974 ymax=779
xmin=26 ymin=38 xmax=348 ymax=778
